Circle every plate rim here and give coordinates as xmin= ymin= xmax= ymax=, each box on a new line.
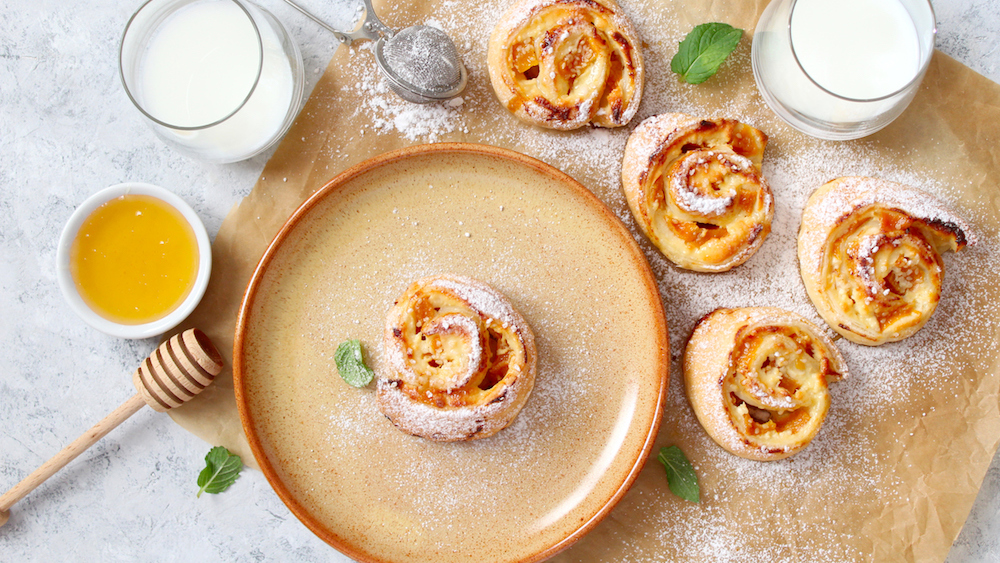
xmin=232 ymin=142 xmax=669 ymax=563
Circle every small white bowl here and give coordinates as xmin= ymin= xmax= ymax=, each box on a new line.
xmin=56 ymin=182 xmax=212 ymax=339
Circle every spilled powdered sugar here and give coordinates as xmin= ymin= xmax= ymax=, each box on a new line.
xmin=343 ymin=38 xmax=469 ymax=142
xmin=355 ymin=78 xmax=468 ymax=141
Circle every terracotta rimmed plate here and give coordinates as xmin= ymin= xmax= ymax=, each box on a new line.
xmin=234 ymin=143 xmax=668 ymax=563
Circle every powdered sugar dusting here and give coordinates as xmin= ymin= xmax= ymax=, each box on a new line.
xmin=430 ymin=275 xmax=527 ymax=330
xmin=799 ymin=176 xmax=977 ymax=276
xmin=375 ymin=274 xmax=536 ymax=441
xmin=342 ymin=42 xmax=469 ymax=141
xmin=670 ymin=151 xmax=751 ymax=216
xmin=683 ymin=307 xmax=848 ymax=461
xmin=287 ymin=0 xmax=1000 ymax=560
xmin=499 ymin=0 xmax=639 ymax=44
xmin=616 ymin=128 xmax=999 ymax=558
xmin=487 ymin=0 xmax=644 ymax=130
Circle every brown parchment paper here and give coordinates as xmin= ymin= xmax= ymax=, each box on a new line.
xmin=171 ymin=0 xmax=1000 ymax=561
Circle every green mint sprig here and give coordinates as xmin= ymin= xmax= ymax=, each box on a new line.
xmin=197 ymin=446 xmax=242 ymax=497
xmin=335 ymin=339 xmax=374 ymax=387
xmin=670 ymin=22 xmax=743 ymax=84
xmin=657 ymin=445 xmax=701 ymax=503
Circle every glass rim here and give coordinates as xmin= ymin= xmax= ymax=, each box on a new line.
xmin=119 ymin=0 xmax=264 ymax=131
xmin=786 ymin=0 xmax=937 ymax=103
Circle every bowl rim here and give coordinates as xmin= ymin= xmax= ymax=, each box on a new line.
xmin=56 ymin=182 xmax=213 ymax=339
xmin=232 ymin=142 xmax=669 ymax=563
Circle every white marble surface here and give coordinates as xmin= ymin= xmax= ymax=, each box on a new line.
xmin=1 ymin=0 xmax=998 ymax=561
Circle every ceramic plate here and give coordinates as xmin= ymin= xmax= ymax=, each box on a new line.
xmin=234 ymin=144 xmax=668 ymax=563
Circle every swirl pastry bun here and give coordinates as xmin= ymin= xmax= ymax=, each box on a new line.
xmin=377 ymin=275 xmax=537 ymax=441
xmin=621 ymin=113 xmax=773 ymax=272
xmin=684 ymin=307 xmax=847 ymax=461
xmin=798 ymin=177 xmax=975 ymax=346
xmin=487 ymin=0 xmax=644 ymax=130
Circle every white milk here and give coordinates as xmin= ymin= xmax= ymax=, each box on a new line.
xmin=751 ymin=0 xmax=930 ymax=134
xmin=138 ymin=0 xmax=296 ymax=161
xmin=790 ymin=0 xmax=920 ymax=100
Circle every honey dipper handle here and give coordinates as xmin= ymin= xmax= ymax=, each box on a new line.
xmin=0 ymin=393 xmax=146 ymax=526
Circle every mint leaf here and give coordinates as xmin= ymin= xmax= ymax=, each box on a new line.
xmin=671 ymin=22 xmax=743 ymax=84
xmin=335 ymin=339 xmax=374 ymax=387
xmin=657 ymin=445 xmax=700 ymax=503
xmin=197 ymin=446 xmax=242 ymax=497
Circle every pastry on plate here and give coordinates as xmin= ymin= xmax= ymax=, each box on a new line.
xmin=684 ymin=307 xmax=847 ymax=461
xmin=798 ymin=177 xmax=975 ymax=346
xmin=377 ymin=274 xmax=537 ymax=441
xmin=487 ymin=0 xmax=644 ymax=130
xmin=621 ymin=113 xmax=773 ymax=272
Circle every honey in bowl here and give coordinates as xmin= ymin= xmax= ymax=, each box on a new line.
xmin=69 ymin=194 xmax=199 ymax=325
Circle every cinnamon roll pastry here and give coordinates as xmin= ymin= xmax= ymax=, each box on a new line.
xmin=487 ymin=0 xmax=644 ymax=130
xmin=621 ymin=113 xmax=773 ymax=272
xmin=684 ymin=307 xmax=847 ymax=461
xmin=798 ymin=177 xmax=975 ymax=346
xmin=377 ymin=274 xmax=537 ymax=441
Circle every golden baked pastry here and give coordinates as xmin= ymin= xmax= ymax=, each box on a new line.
xmin=798 ymin=177 xmax=975 ymax=346
xmin=684 ymin=307 xmax=847 ymax=461
xmin=621 ymin=113 xmax=773 ymax=272
xmin=377 ymin=274 xmax=537 ymax=441
xmin=487 ymin=0 xmax=644 ymax=130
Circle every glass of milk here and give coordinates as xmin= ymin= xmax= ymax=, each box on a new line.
xmin=120 ymin=0 xmax=304 ymax=162
xmin=751 ymin=0 xmax=935 ymax=140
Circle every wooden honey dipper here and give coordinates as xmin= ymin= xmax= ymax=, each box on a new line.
xmin=0 ymin=328 xmax=224 ymax=527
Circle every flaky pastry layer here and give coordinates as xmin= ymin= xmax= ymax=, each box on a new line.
xmin=377 ymin=274 xmax=537 ymax=441
xmin=622 ymin=113 xmax=773 ymax=272
xmin=797 ymin=177 xmax=974 ymax=345
xmin=487 ymin=0 xmax=643 ymax=130
xmin=684 ymin=307 xmax=847 ymax=461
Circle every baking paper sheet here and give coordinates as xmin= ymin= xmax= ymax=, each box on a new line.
xmin=171 ymin=0 xmax=1000 ymax=560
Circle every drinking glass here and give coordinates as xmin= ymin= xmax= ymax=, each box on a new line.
xmin=751 ymin=0 xmax=935 ymax=140
xmin=120 ymin=0 xmax=304 ymax=162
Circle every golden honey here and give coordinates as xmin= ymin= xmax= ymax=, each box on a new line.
xmin=70 ymin=194 xmax=199 ymax=324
